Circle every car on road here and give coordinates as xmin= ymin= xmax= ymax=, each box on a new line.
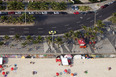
xmin=74 ymin=11 xmax=79 ymax=14
xmin=87 ymin=11 xmax=94 ymax=14
xmin=104 ymin=4 xmax=109 ymax=7
xmin=100 ymin=6 xmax=106 ymax=9
xmin=42 ymin=11 xmax=47 ymax=14
xmin=28 ymin=12 xmax=35 ymax=14
xmin=79 ymin=12 xmax=87 ymax=15
xmin=47 ymin=12 xmax=54 ymax=14
xmin=54 ymin=12 xmax=59 ymax=14
xmin=15 ymin=12 xmax=21 ymax=14
xmin=8 ymin=12 xmax=15 ymax=14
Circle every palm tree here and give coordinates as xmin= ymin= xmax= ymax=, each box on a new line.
xmin=14 ymin=34 xmax=20 ymax=40
xmin=96 ymin=20 xmax=105 ymax=29
xmin=63 ymin=32 xmax=71 ymax=42
xmin=93 ymin=27 xmax=99 ymax=33
xmin=82 ymin=26 xmax=88 ymax=32
xmin=26 ymin=35 xmax=32 ymax=41
xmin=54 ymin=36 xmax=63 ymax=48
xmin=37 ymin=35 xmax=42 ymax=42
xmin=46 ymin=36 xmax=52 ymax=46
xmin=4 ymin=35 xmax=10 ymax=40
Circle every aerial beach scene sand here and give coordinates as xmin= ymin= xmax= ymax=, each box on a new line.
xmin=0 ymin=58 xmax=116 ymax=77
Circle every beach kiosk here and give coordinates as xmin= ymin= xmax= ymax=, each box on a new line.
xmin=60 ymin=56 xmax=69 ymax=66
xmin=0 ymin=57 xmax=3 ymax=65
xmin=78 ymin=38 xmax=86 ymax=48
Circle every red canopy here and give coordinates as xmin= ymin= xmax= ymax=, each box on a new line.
xmin=2 ymin=72 xmax=5 ymax=75
xmin=0 ymin=65 xmax=3 ymax=68
xmin=78 ymin=39 xmax=85 ymax=45
xmin=74 ymin=11 xmax=79 ymax=14
xmin=56 ymin=72 xmax=59 ymax=76
xmin=11 ymin=67 xmax=14 ymax=71
xmin=64 ymin=69 xmax=67 ymax=72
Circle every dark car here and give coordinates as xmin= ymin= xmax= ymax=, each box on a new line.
xmin=1 ymin=12 xmax=8 ymax=15
xmin=8 ymin=12 xmax=15 ymax=14
xmin=59 ymin=12 xmax=68 ymax=14
xmin=104 ymin=4 xmax=109 ymax=7
xmin=79 ymin=12 xmax=87 ymax=14
xmin=87 ymin=11 xmax=94 ymax=14
xmin=47 ymin=12 xmax=54 ymax=14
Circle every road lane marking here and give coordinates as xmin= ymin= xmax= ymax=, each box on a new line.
xmin=38 ymin=28 xmax=43 ymax=30
xmin=80 ymin=17 xmax=83 ymax=19
xmin=10 ymin=28 xmax=15 ymax=30
xmin=67 ymin=27 xmax=71 ymax=29
xmin=24 ymin=31 xmax=29 ymax=33
xmin=76 ymin=21 xmax=80 ymax=23
xmin=87 ymin=17 xmax=90 ymax=20
xmin=9 ymin=31 xmax=14 ymax=33
xmin=65 ymin=24 xmax=69 ymax=26
xmin=24 ymin=28 xmax=29 ymax=30
xmin=38 ymin=31 xmax=43 ymax=33
xmin=52 ymin=27 xmax=56 ymax=28
xmin=90 ymin=20 xmax=93 ymax=22
xmin=99 ymin=15 xmax=102 ymax=17
xmin=79 ymin=24 xmax=84 ymax=26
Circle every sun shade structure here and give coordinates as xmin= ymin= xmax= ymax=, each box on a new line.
xmin=2 ymin=72 xmax=5 ymax=75
xmin=0 ymin=65 xmax=3 ymax=68
xmin=0 ymin=57 xmax=3 ymax=65
xmin=60 ymin=56 xmax=69 ymax=66
xmin=56 ymin=72 xmax=59 ymax=76
xmin=11 ymin=67 xmax=14 ymax=71
xmin=64 ymin=69 xmax=68 ymax=72
xmin=64 ymin=55 xmax=72 ymax=59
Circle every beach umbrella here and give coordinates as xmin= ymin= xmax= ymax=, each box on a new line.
xmin=71 ymin=73 xmax=74 ymax=76
xmin=0 ymin=65 xmax=3 ymax=68
xmin=2 ymin=72 xmax=5 ymax=75
xmin=11 ymin=67 xmax=14 ymax=71
xmin=64 ymin=69 xmax=67 ymax=73
xmin=56 ymin=72 xmax=59 ymax=76
xmin=21 ymin=56 xmax=25 ymax=59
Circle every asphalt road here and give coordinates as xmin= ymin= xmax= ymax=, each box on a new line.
xmin=0 ymin=3 xmax=116 ymax=35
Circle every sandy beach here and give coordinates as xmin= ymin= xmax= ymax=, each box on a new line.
xmin=0 ymin=58 xmax=116 ymax=77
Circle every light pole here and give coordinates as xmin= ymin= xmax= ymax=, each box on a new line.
xmin=94 ymin=10 xmax=97 ymax=27
xmin=49 ymin=30 xmax=56 ymax=51
xmin=25 ymin=0 xmax=26 ymax=24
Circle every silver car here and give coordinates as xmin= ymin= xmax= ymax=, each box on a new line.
xmin=15 ymin=12 xmax=21 ymax=14
xmin=54 ymin=12 xmax=59 ymax=14
xmin=42 ymin=11 xmax=47 ymax=14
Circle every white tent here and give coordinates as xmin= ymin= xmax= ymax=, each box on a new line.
xmin=74 ymin=55 xmax=82 ymax=59
xmin=0 ymin=57 xmax=3 ymax=65
xmin=60 ymin=56 xmax=69 ymax=66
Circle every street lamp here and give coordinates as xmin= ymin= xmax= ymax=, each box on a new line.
xmin=94 ymin=10 xmax=97 ymax=27
xmin=49 ymin=30 xmax=56 ymax=51
xmin=25 ymin=0 xmax=26 ymax=24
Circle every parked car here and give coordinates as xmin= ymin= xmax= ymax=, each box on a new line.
xmin=15 ymin=12 xmax=21 ymax=14
xmin=59 ymin=12 xmax=68 ymax=14
xmin=1 ymin=12 xmax=8 ymax=15
xmin=28 ymin=12 xmax=35 ymax=14
xmin=8 ymin=12 xmax=15 ymax=14
xmin=104 ymin=4 xmax=109 ymax=7
xmin=100 ymin=6 xmax=106 ymax=9
xmin=75 ymin=6 xmax=79 ymax=10
xmin=42 ymin=11 xmax=47 ymax=14
xmin=47 ymin=12 xmax=54 ymax=14
xmin=35 ymin=12 xmax=42 ymax=14
xmin=54 ymin=12 xmax=59 ymax=14
xmin=87 ymin=11 xmax=94 ymax=14
xmin=79 ymin=12 xmax=87 ymax=15
xmin=0 ymin=11 xmax=2 ymax=14
xmin=71 ymin=6 xmax=75 ymax=10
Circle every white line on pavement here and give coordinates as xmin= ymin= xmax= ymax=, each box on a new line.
xmin=90 ymin=20 xmax=94 ymax=22
xmin=79 ymin=24 xmax=84 ymax=26
xmin=76 ymin=21 xmax=80 ymax=23
xmin=24 ymin=28 xmax=29 ymax=30
xmin=52 ymin=27 xmax=56 ymax=28
xmin=67 ymin=27 xmax=71 ymax=29
xmin=24 ymin=31 xmax=29 ymax=33
xmin=87 ymin=17 xmax=90 ymax=20
xmin=9 ymin=31 xmax=14 ymax=33
xmin=64 ymin=24 xmax=69 ymax=26
xmin=38 ymin=28 xmax=43 ymax=30
xmin=99 ymin=15 xmax=102 ymax=17
xmin=10 ymin=28 xmax=15 ymax=30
